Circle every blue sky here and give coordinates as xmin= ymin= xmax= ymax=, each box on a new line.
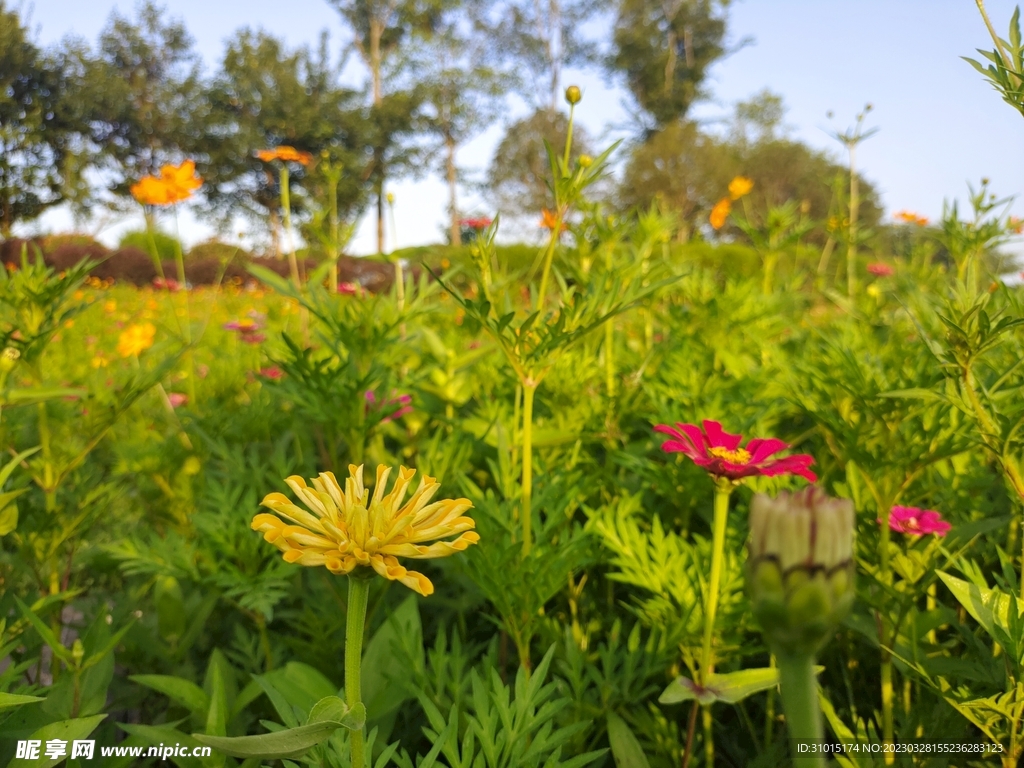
xmin=20 ymin=0 xmax=1024 ymax=256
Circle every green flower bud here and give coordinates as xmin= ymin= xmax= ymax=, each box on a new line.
xmin=579 ymin=155 xmax=593 ymax=168
xmin=0 ymin=347 xmax=19 ymax=374
xmin=565 ymin=85 xmax=582 ymax=105
xmin=747 ymin=488 xmax=855 ymax=656
xmin=72 ymin=638 xmax=85 ymax=665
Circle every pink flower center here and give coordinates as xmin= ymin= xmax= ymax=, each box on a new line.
xmin=709 ymin=446 xmax=751 ymax=464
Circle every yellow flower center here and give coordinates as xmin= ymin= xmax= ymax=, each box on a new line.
xmin=709 ymin=446 xmax=751 ymax=464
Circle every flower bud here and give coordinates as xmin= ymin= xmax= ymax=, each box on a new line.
xmin=747 ymin=487 xmax=855 ymax=656
xmin=579 ymin=155 xmax=593 ymax=168
xmin=386 ymin=192 xmax=395 ymax=205
xmin=0 ymin=347 xmax=19 ymax=374
xmin=565 ymin=85 xmax=582 ymax=105
xmin=72 ymin=639 xmax=85 ymax=665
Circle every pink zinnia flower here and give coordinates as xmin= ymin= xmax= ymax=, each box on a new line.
xmin=167 ymin=392 xmax=188 ymax=408
xmin=654 ymin=419 xmax=817 ymax=482
xmin=153 ymin=277 xmax=182 ymax=292
xmin=867 ymin=263 xmax=895 ymax=277
xmin=258 ymin=366 xmax=284 ymax=381
xmin=882 ymin=505 xmax=951 ymax=537
xmin=365 ymin=390 xmax=413 ymax=422
xmin=338 ymin=282 xmax=361 ymax=296
xmin=224 ymin=311 xmax=266 ymax=344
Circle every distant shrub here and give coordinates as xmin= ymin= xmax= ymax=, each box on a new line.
xmin=119 ymin=229 xmax=183 ymax=262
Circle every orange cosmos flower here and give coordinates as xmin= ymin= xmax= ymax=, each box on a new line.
xmin=256 ymin=146 xmax=314 ymax=165
xmin=728 ymin=176 xmax=753 ymax=200
xmin=117 ymin=322 xmax=156 ymax=357
xmin=130 ymin=160 xmax=203 ymax=206
xmin=709 ymin=197 xmax=732 ymax=230
xmin=894 ymin=210 xmax=928 ymax=226
xmin=539 ymin=208 xmax=566 ymax=232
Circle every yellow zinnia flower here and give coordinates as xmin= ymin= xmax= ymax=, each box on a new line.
xmin=728 ymin=176 xmax=753 ymax=200
xmin=252 ymin=464 xmax=479 ymax=596
xmin=117 ymin=322 xmax=156 ymax=357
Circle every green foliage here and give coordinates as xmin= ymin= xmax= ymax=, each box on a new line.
xmin=119 ymin=229 xmax=183 ymax=262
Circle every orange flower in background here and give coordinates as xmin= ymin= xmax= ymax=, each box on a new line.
xmin=1008 ymin=216 xmax=1023 ymax=235
xmin=728 ymin=176 xmax=753 ymax=200
xmin=131 ymin=160 xmax=202 ymax=206
xmin=256 ymin=146 xmax=313 ymax=165
xmin=539 ymin=208 xmax=566 ymax=232
xmin=709 ymin=197 xmax=732 ymax=230
xmin=894 ymin=210 xmax=929 ymax=226
xmin=117 ymin=322 xmax=156 ymax=357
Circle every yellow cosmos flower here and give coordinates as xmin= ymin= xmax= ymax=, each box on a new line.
xmin=252 ymin=464 xmax=479 ymax=596
xmin=117 ymin=322 xmax=156 ymax=357
xmin=728 ymin=176 xmax=753 ymax=200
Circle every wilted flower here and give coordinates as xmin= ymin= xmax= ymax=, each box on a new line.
xmin=883 ymin=505 xmax=951 ymax=537
xmin=252 ymin=464 xmax=479 ymax=595
xmin=747 ymin=487 xmax=855 ymax=655
xmin=117 ymin=323 xmax=156 ymax=357
xmin=867 ymin=262 xmax=895 ymax=277
xmin=894 ymin=210 xmax=929 ymax=226
xmin=728 ymin=176 xmax=754 ymax=200
xmin=256 ymin=146 xmax=313 ymax=165
xmin=655 ymin=419 xmax=817 ymax=483
xmin=709 ymin=198 xmax=732 ymax=230
xmin=131 ymin=161 xmax=203 ymax=206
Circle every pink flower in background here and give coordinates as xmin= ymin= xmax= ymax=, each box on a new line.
xmin=654 ymin=419 xmax=817 ymax=482
xmin=258 ymin=366 xmax=284 ymax=381
xmin=867 ymin=263 xmax=895 ymax=277
xmin=366 ymin=390 xmax=413 ymax=422
xmin=153 ymin=277 xmax=182 ymax=292
xmin=224 ymin=310 xmax=267 ymax=344
xmin=460 ymin=217 xmax=493 ymax=230
xmin=338 ymin=282 xmax=361 ymax=296
xmin=883 ymin=505 xmax=951 ymax=537
xmin=167 ymin=393 xmax=188 ymax=408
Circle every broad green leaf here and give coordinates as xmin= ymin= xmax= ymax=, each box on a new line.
xmin=0 ymin=692 xmax=43 ymax=710
xmin=7 ymin=714 xmax=106 ymax=768
xmin=206 ymin=658 xmax=229 ymax=737
xmin=307 ymin=696 xmax=349 ymax=725
xmin=130 ymin=675 xmax=209 ymax=719
xmin=659 ymin=668 xmax=779 ymax=705
xmin=192 ymin=704 xmax=365 ymax=759
xmin=937 ymin=570 xmax=1016 ymax=638
xmin=606 ymin=712 xmax=651 ymax=768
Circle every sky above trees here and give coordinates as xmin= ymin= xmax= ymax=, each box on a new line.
xmin=16 ymin=0 xmax=1024 ymax=255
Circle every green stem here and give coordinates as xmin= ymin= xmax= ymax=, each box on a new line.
xmin=701 ymin=481 xmax=732 ymax=677
xmin=171 ymin=206 xmax=196 ymax=404
xmin=37 ymin=400 xmax=55 ymax=512
xmin=345 ymin=575 xmax=370 ymax=768
xmin=536 ymin=226 xmax=560 ymax=311
xmin=763 ymin=252 xmax=778 ymax=295
xmin=847 ymin=145 xmax=859 ymax=297
xmin=879 ymin=502 xmax=894 ymax=760
xmin=521 ymin=382 xmax=536 ymax=556
xmin=765 ymin=654 xmax=776 ymax=750
xmin=328 ymin=175 xmax=339 ymax=295
xmin=603 ymin=246 xmax=616 ymax=398
xmin=777 ymin=652 xmax=824 ymax=767
xmin=881 ymin=654 xmax=894 ymax=762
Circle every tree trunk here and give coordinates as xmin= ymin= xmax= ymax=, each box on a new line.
xmin=377 ymin=188 xmax=385 ymax=255
xmin=446 ymin=135 xmax=461 ymax=247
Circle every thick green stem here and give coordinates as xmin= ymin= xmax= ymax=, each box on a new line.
xmin=778 ymin=652 xmax=824 ymax=767
xmin=346 ymin=575 xmax=370 ymax=767
xmin=521 ymin=382 xmax=537 ymax=556
xmin=701 ymin=481 xmax=732 ymax=677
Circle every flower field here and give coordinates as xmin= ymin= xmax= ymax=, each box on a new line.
xmin=3 ymin=2 xmax=1024 ymax=767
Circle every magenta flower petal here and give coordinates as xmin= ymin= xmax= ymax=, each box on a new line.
xmin=883 ymin=505 xmax=951 ymax=536
xmin=654 ymin=419 xmax=817 ymax=483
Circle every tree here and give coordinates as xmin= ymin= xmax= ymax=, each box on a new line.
xmin=488 ymin=108 xmax=592 ymax=222
xmin=204 ymin=30 xmax=369 ymax=247
xmin=88 ymin=1 xmax=206 ymax=200
xmin=327 ymin=0 xmax=439 ymax=252
xmin=0 ymin=3 xmax=72 ymax=236
xmin=619 ymin=98 xmax=882 ymax=241
xmin=610 ymin=0 xmax=730 ymax=128
xmin=402 ymin=4 xmax=508 ymax=244
xmin=482 ymin=0 xmax=602 ymax=112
